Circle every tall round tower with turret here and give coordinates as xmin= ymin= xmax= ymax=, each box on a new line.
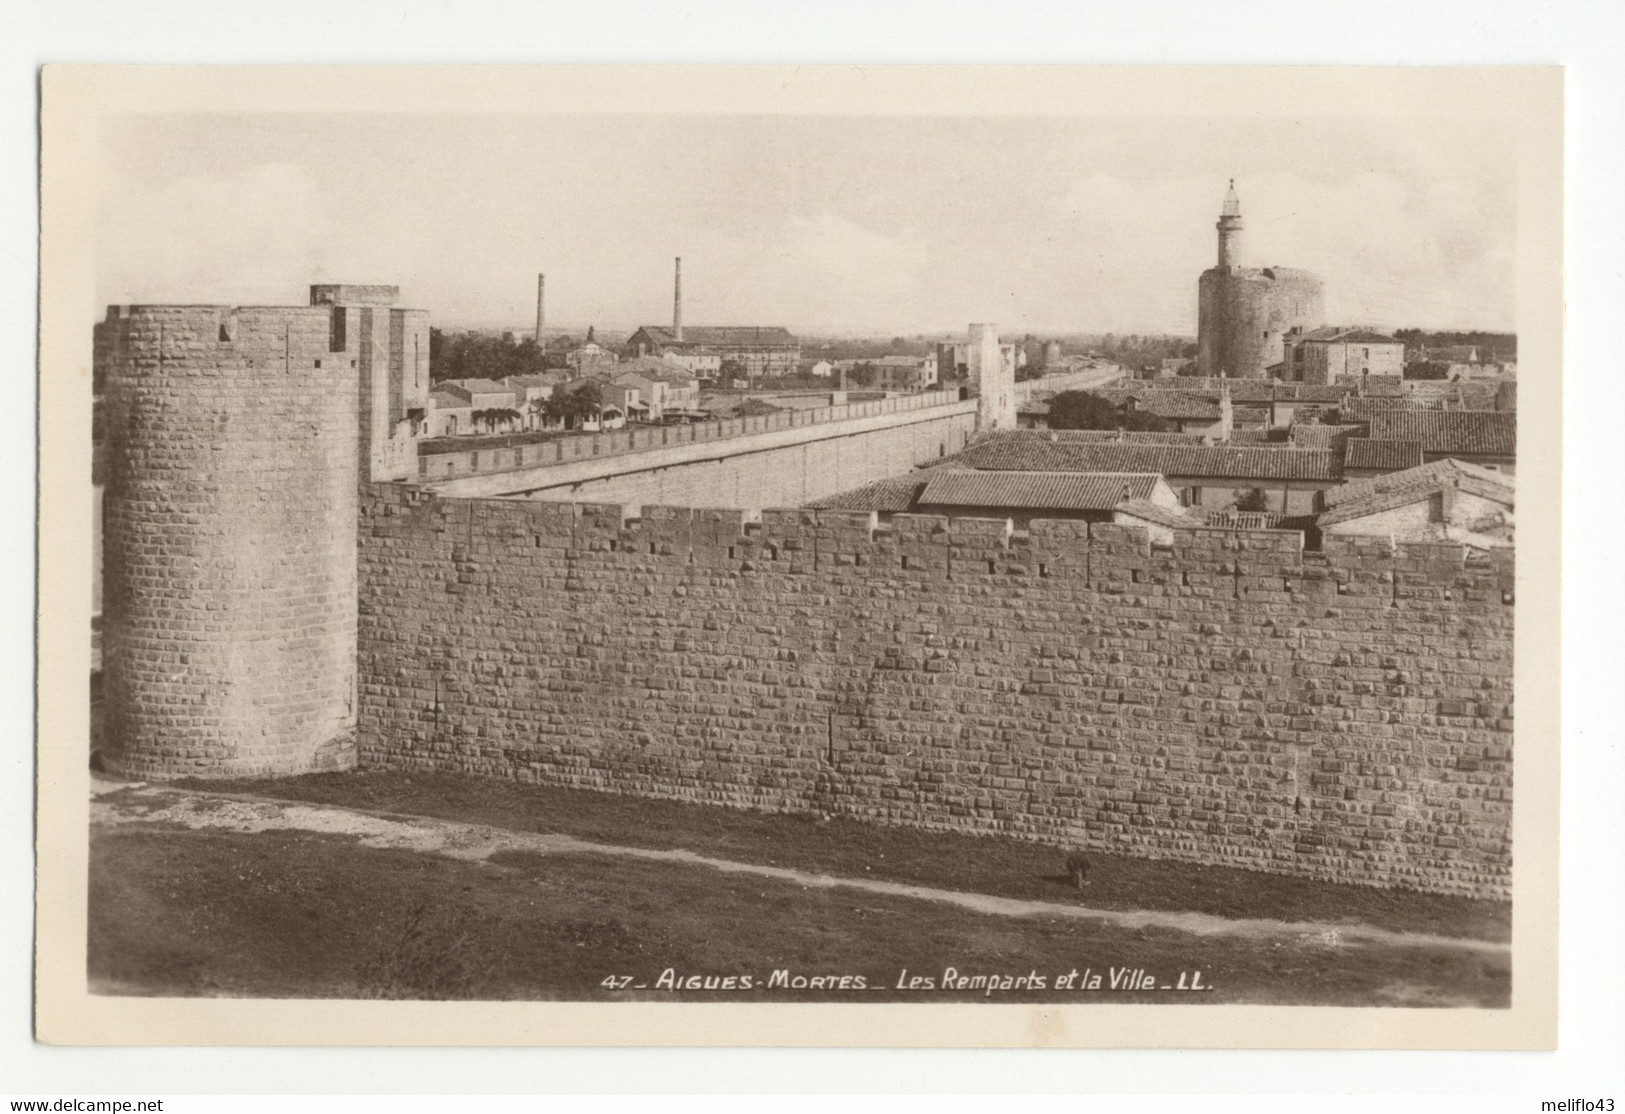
xmin=1197 ymin=181 xmax=1324 ymax=379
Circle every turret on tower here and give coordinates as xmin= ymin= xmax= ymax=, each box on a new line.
xmin=1216 ymin=179 xmax=1244 ymax=271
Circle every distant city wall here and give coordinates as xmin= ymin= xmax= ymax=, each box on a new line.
xmin=357 ymin=485 xmax=1515 ymax=899
xmin=1013 ymin=367 xmax=1120 ymax=398
xmin=420 ymin=389 xmax=969 ymax=490
xmin=425 ymin=395 xmax=979 ymax=505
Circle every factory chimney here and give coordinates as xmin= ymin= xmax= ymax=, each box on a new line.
xmin=673 ymin=256 xmax=683 ymax=341
xmin=535 ymin=273 xmax=546 ymax=346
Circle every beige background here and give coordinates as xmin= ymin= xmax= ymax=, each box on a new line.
xmin=36 ymin=65 xmax=1562 ymax=1051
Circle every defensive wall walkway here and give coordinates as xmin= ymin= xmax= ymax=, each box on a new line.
xmin=422 ymin=389 xmax=978 ymax=502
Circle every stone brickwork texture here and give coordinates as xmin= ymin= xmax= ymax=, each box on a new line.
xmin=357 ymin=485 xmax=1515 ymax=898
xmin=1198 ymin=267 xmax=1325 ymax=379
xmin=99 ymin=305 xmax=361 ymax=778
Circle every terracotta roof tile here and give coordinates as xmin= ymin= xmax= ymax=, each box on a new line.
xmin=1342 ymin=439 xmax=1425 ymax=471
xmin=1368 ymin=410 xmax=1516 ymax=456
xmin=1322 ymin=458 xmax=1514 ymax=510
xmin=918 ymin=471 xmax=1165 ymax=511
xmin=1289 ymin=423 xmax=1362 ymax=448
xmin=942 ymin=436 xmax=1343 ymax=481
xmin=804 ymin=476 xmax=924 ymax=513
xmin=1114 ymin=499 xmax=1201 ymax=530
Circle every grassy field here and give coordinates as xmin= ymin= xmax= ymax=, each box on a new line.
xmin=184 ymin=770 xmax=1511 ymax=943
xmin=90 ymin=820 xmax=1508 ymax=1006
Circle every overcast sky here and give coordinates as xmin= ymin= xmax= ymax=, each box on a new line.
xmin=94 ymin=112 xmax=1518 ymax=336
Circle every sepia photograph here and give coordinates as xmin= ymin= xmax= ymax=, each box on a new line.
xmin=35 ymin=64 xmax=1563 ymax=1048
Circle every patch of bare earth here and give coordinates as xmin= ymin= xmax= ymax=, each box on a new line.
xmin=90 ymin=778 xmax=1509 ymax=1006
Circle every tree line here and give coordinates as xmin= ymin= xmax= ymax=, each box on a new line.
xmin=429 ymin=328 xmax=572 ymax=383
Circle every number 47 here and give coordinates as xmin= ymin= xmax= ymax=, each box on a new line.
xmin=600 ymin=975 xmax=634 ymax=990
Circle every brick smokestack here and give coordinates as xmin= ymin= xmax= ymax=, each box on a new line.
xmin=673 ymin=256 xmax=683 ymax=342
xmin=535 ymin=273 xmax=545 ymax=346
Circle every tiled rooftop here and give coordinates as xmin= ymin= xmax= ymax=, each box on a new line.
xmin=917 ymin=470 xmax=1164 ymax=511
xmin=1368 ymin=410 xmax=1516 ymax=456
xmin=1342 ymin=438 xmax=1425 ymax=472
xmin=803 ymin=476 xmax=925 ymax=514
xmin=941 ymin=436 xmax=1343 ymax=482
xmin=1321 ymin=457 xmax=1514 ymax=511
xmin=1288 ymin=423 xmax=1363 ymax=448
xmin=636 ymin=325 xmax=799 ymax=347
xmin=1113 ymin=499 xmax=1201 ymax=530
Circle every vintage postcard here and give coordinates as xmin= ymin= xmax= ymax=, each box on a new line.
xmin=36 ymin=65 xmax=1562 ymax=1047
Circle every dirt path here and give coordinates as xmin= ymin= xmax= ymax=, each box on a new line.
xmin=92 ymin=779 xmax=1509 ymax=958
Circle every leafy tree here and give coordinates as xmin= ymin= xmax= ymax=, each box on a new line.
xmin=847 ymin=363 xmax=877 ymax=388
xmin=431 ymin=330 xmax=549 ymax=383
xmin=1234 ymin=489 xmax=1270 ymax=513
xmin=1393 ymin=329 xmax=1517 ymax=362
xmin=472 ymin=407 xmax=523 ymax=433
xmin=1404 ymin=360 xmax=1451 ymax=381
xmin=544 ymin=382 xmax=603 ymax=429
xmin=1044 ymin=390 xmax=1172 ymax=432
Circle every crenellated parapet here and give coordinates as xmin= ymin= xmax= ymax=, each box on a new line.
xmin=356 ymin=485 xmax=1515 ymax=898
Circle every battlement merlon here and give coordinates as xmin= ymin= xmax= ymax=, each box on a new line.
xmin=359 ymin=484 xmax=1516 ymax=588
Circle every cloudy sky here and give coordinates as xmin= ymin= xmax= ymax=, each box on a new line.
xmin=93 ymin=111 xmax=1517 ymax=336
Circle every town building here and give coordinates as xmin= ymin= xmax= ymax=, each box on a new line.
xmin=626 ymin=324 xmax=800 ymax=379
xmin=623 ymin=256 xmax=800 ymax=379
xmin=1366 ymin=410 xmax=1517 ymax=473
xmin=936 ymin=434 xmax=1343 ymax=515
xmin=437 ymin=377 xmax=517 ymax=411
xmin=910 ymin=470 xmax=1177 ymax=527
xmin=1122 ymin=392 xmax=1224 ymax=435
xmin=806 ymin=466 xmax=1182 ymax=528
xmin=428 ymin=390 xmax=473 ymax=438
xmin=1283 ymin=327 xmax=1405 ymax=385
xmin=936 ymin=337 xmax=1022 ymax=384
xmin=554 ymin=376 xmax=635 ymax=430
xmin=504 ymin=372 xmax=567 ymax=431
xmin=870 ymin=354 xmax=938 ymax=392
xmin=659 ymin=351 xmax=723 ymax=379
xmin=1340 ymin=438 xmax=1426 ymax=479
xmin=608 ymin=358 xmax=701 ymax=421
xmin=1318 ymin=459 xmax=1514 ymax=549
xmin=1110 ymin=499 xmax=1205 ymax=545
xmin=565 ymin=338 xmax=618 ymax=373
xmin=1196 ymin=181 xmax=1325 ymax=378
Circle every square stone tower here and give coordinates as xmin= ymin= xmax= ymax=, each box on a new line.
xmin=309 ymin=284 xmax=431 ymax=483
xmin=967 ymin=323 xmax=1015 ymax=430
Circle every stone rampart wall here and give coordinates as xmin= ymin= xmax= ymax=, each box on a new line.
xmin=357 ymin=485 xmax=1514 ymax=898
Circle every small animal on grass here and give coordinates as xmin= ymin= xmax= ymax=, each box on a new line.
xmin=1064 ymin=852 xmax=1091 ymax=890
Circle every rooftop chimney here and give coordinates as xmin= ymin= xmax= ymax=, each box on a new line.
xmin=535 ymin=273 xmax=546 ymax=346
xmin=673 ymin=257 xmax=683 ymax=342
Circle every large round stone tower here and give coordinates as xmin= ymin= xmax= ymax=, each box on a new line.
xmin=95 ymin=286 xmax=430 ymax=778
xmin=1196 ymin=181 xmax=1324 ymax=379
